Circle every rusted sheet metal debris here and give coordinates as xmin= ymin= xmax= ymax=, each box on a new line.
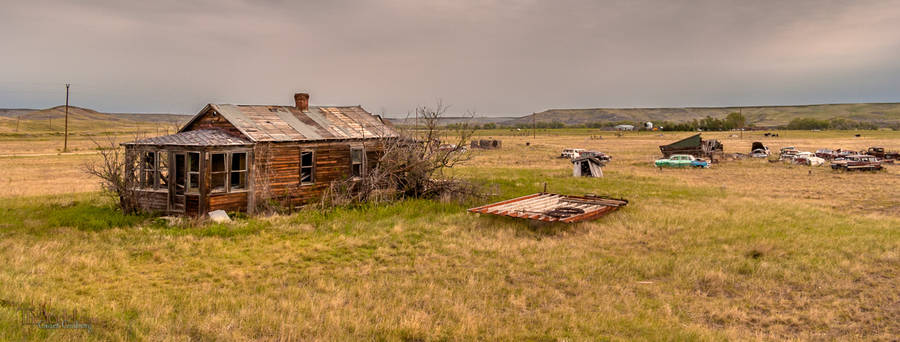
xmin=468 ymin=193 xmax=628 ymax=223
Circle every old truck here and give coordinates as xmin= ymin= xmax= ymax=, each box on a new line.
xmin=654 ymin=154 xmax=709 ymax=168
xmin=659 ymin=134 xmax=723 ymax=162
xmin=865 ymin=147 xmax=899 ymax=162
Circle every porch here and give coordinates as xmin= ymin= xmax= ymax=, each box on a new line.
xmin=122 ymin=130 xmax=255 ymax=215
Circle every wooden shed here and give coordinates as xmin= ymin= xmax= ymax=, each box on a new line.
xmin=122 ymin=93 xmax=398 ymax=216
xmin=571 ymin=156 xmax=605 ymax=177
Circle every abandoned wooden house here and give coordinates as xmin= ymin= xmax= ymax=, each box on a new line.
xmin=122 ymin=93 xmax=398 ymax=215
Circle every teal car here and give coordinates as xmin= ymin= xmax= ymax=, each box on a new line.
xmin=654 ymin=154 xmax=709 ymax=168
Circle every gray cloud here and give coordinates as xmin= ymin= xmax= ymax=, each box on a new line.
xmin=1 ymin=0 xmax=899 ymax=116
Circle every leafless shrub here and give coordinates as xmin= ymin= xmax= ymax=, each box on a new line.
xmin=82 ymin=136 xmax=142 ymax=213
xmin=322 ymin=101 xmax=482 ymax=207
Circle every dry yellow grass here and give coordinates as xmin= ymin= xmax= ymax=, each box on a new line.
xmin=0 ymin=129 xmax=897 ymax=340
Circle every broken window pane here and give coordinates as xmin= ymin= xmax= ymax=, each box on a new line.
xmin=300 ymin=151 xmax=314 ymax=184
xmin=189 ymin=152 xmax=200 ymax=172
xmin=232 ymin=153 xmax=247 ymax=171
xmin=142 ymin=151 xmax=156 ymax=188
xmin=231 ymin=171 xmax=246 ymax=190
xmin=157 ymin=151 xmax=168 ymax=189
xmin=211 ymin=153 xmax=226 ymax=172
xmin=211 ymin=172 xmax=226 ymax=193
xmin=187 ymin=152 xmax=200 ymax=192
xmin=189 ymin=173 xmax=199 ymax=192
xmin=350 ymin=148 xmax=364 ymax=177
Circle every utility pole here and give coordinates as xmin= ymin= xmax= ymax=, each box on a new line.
xmin=15 ymin=115 xmax=20 ymax=132
xmin=64 ymin=83 xmax=70 ymax=152
xmin=532 ymin=112 xmax=536 ymax=139
xmin=739 ymin=107 xmax=743 ymax=140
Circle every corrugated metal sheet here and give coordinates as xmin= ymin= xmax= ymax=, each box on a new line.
xmin=123 ymin=129 xmax=253 ymax=146
xmin=203 ymin=104 xmax=397 ymax=142
xmin=468 ymin=193 xmax=628 ymax=223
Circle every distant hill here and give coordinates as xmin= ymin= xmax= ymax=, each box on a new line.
xmin=0 ymin=105 xmax=188 ymax=123
xmin=505 ymin=103 xmax=900 ymax=127
xmin=0 ymin=105 xmax=191 ymax=133
xmin=387 ymin=116 xmax=517 ymax=126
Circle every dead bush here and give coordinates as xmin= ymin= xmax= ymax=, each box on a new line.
xmin=82 ymin=136 xmax=143 ymax=213
xmin=321 ymin=101 xmax=482 ymax=207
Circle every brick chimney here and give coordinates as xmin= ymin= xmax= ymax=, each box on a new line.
xmin=294 ymin=93 xmax=309 ymax=111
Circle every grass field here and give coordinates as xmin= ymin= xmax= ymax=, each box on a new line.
xmin=0 ymin=129 xmax=897 ymax=340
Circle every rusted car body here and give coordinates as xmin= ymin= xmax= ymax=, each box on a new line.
xmin=865 ymin=147 xmax=898 ymax=162
xmin=831 ymin=155 xmax=883 ymax=171
xmin=750 ymin=142 xmax=770 ymax=158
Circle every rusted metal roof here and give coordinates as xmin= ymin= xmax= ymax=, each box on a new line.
xmin=123 ymin=129 xmax=253 ymax=146
xmin=468 ymin=193 xmax=628 ymax=223
xmin=186 ymin=104 xmax=398 ymax=142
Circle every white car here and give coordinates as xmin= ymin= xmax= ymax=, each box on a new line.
xmin=793 ymin=152 xmax=825 ymax=166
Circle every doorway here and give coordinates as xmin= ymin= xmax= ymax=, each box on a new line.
xmin=171 ymin=153 xmax=186 ymax=212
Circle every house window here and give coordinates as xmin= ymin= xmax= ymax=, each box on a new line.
xmin=300 ymin=151 xmax=315 ymax=184
xmin=157 ymin=151 xmax=169 ymax=189
xmin=188 ymin=152 xmax=200 ymax=193
xmin=141 ymin=151 xmax=156 ymax=188
xmin=230 ymin=152 xmax=248 ymax=190
xmin=350 ymin=147 xmax=364 ymax=177
xmin=211 ymin=153 xmax=227 ymax=193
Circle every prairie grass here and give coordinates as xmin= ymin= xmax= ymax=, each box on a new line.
xmin=0 ymin=130 xmax=897 ymax=340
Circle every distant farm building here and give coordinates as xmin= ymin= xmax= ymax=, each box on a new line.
xmin=615 ymin=124 xmax=634 ymax=131
xmin=122 ymin=93 xmax=397 ymax=215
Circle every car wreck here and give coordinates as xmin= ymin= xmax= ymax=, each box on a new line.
xmin=468 ymin=193 xmax=628 ymax=223
xmin=750 ymin=142 xmax=770 ymax=158
xmin=792 ymin=152 xmax=825 ymax=166
xmin=659 ymin=134 xmax=723 ymax=161
xmin=831 ymin=155 xmax=884 ymax=171
xmin=865 ymin=147 xmax=899 ymax=162
xmin=655 ymin=154 xmax=709 ymax=168
xmin=560 ymin=148 xmax=586 ymax=159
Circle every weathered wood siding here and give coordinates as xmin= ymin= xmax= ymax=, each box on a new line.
xmin=186 ymin=195 xmax=200 ymax=216
xmin=134 ymin=190 xmax=168 ymax=212
xmin=252 ymin=140 xmax=385 ymax=208
xmin=182 ymin=109 xmax=245 ymax=137
xmin=208 ymin=192 xmax=249 ymax=212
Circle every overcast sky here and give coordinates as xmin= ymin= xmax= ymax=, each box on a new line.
xmin=2 ymin=0 xmax=899 ymax=117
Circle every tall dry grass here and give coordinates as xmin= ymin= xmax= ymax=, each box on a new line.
xmin=0 ymin=130 xmax=897 ymax=340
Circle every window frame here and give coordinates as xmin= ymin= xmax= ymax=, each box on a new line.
xmin=210 ymin=153 xmax=228 ymax=193
xmin=141 ymin=151 xmax=157 ymax=189
xmin=229 ymin=152 xmax=249 ymax=192
xmin=300 ymin=150 xmax=315 ymax=185
xmin=187 ymin=152 xmax=201 ymax=194
xmin=350 ymin=147 xmax=365 ymax=178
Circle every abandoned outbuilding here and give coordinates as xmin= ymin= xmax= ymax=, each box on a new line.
xmin=571 ymin=156 xmax=605 ymax=177
xmin=659 ymin=134 xmax=723 ymax=161
xmin=122 ymin=93 xmax=398 ymax=215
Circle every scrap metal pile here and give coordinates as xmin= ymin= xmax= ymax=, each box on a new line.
xmin=468 ymin=193 xmax=628 ymax=223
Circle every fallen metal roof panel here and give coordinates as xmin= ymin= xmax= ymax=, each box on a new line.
xmin=468 ymin=193 xmax=628 ymax=223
